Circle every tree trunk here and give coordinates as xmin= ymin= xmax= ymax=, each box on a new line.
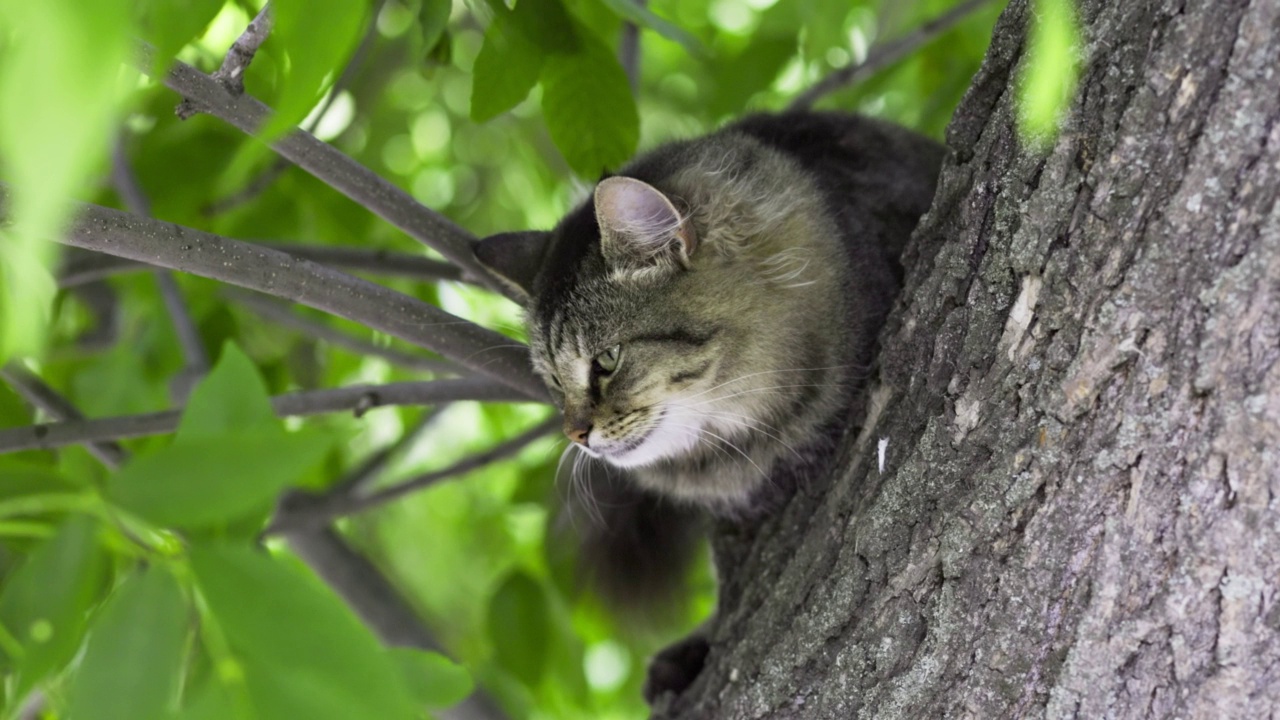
xmin=658 ymin=0 xmax=1280 ymax=717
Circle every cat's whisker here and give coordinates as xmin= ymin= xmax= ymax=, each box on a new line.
xmin=672 ymin=407 xmax=803 ymax=460
xmin=680 ymin=381 xmax=849 ymax=408
xmin=674 ymin=364 xmax=859 ymax=403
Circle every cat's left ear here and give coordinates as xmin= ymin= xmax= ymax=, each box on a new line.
xmin=474 ymin=230 xmax=551 ymax=304
xmin=595 ymin=177 xmax=698 ymax=273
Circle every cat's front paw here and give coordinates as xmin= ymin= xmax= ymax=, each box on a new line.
xmin=642 ymin=633 xmax=710 ymax=705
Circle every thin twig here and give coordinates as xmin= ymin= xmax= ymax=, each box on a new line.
xmin=267 ymin=416 xmax=559 ymax=533
xmin=67 ymin=281 xmax=121 ymax=352
xmin=0 ymin=363 xmax=127 ymax=468
xmin=619 ymin=1 xmax=645 ymax=93
xmin=225 ymin=289 xmax=464 ymax=375
xmin=329 ymin=406 xmax=445 ymax=496
xmin=203 ymin=0 xmax=385 ymax=216
xmin=789 ymin=0 xmax=1000 ymax=110
xmin=58 ymin=245 xmax=466 ymax=289
xmin=177 ymin=3 xmax=273 ymax=119
xmin=111 ymin=138 xmax=211 ymax=400
xmin=141 ymin=46 xmax=518 ymax=302
xmin=0 ymin=378 xmax=533 ymax=454
xmin=5 ymin=189 xmax=546 ymax=399
xmin=201 ymin=161 xmax=290 ymax=216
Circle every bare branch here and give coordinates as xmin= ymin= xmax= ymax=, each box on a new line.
xmin=58 ymin=244 xmax=466 ymax=289
xmin=11 ymin=191 xmax=546 ymax=399
xmin=789 ymin=0 xmax=999 ymax=111
xmin=0 ymin=378 xmax=532 ymax=454
xmin=226 ymin=289 xmax=464 ymax=375
xmin=0 ymin=363 xmax=127 ymax=468
xmin=268 ymin=416 xmax=560 ymax=533
xmin=141 ymin=46 xmax=519 ymax=302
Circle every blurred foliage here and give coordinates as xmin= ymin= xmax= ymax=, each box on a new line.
xmin=1017 ymin=0 xmax=1082 ymax=143
xmin=0 ymin=0 xmax=1005 ymax=718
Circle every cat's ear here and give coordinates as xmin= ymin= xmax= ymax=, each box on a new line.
xmin=594 ymin=177 xmax=698 ymax=273
xmin=474 ymin=231 xmax=551 ymax=303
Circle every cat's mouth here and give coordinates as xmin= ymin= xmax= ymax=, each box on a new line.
xmin=594 ymin=406 xmax=701 ymax=468
xmin=592 ymin=410 xmax=661 ymax=465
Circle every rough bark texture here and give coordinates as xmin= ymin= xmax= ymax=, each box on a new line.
xmin=657 ymin=0 xmax=1280 ymax=717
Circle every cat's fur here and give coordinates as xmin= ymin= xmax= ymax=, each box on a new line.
xmin=476 ymin=111 xmax=944 ymax=699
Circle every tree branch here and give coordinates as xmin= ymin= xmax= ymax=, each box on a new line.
xmin=0 ymin=363 xmax=127 ymax=468
xmin=225 ymin=289 xmax=464 ymax=375
xmin=5 ymin=190 xmax=546 ymax=399
xmin=0 ymin=378 xmax=532 ymax=454
xmin=143 ymin=45 xmax=518 ymax=302
xmin=789 ymin=0 xmax=999 ymax=110
xmin=267 ymin=416 xmax=559 ymax=533
xmin=177 ymin=2 xmax=273 ymax=118
xmin=58 ymin=244 xmax=466 ymax=289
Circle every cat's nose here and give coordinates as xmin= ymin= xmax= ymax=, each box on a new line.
xmin=565 ymin=420 xmax=592 ymax=446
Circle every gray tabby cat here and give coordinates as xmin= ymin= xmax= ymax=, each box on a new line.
xmin=476 ymin=111 xmax=944 ymax=700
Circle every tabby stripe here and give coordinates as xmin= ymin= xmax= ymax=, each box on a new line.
xmin=629 ymin=327 xmax=719 ymax=347
xmin=670 ymin=361 xmax=711 ymax=384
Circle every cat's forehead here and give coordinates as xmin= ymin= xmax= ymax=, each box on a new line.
xmin=531 ymin=275 xmax=664 ymax=362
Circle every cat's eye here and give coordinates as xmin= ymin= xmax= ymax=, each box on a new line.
xmin=594 ymin=345 xmax=622 ymax=374
xmin=547 ymin=374 xmax=563 ymax=390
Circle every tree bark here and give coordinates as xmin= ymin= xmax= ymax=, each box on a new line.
xmin=659 ymin=0 xmax=1280 ymax=717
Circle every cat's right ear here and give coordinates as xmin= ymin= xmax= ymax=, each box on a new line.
xmin=595 ymin=177 xmax=697 ymax=275
xmin=474 ymin=231 xmax=551 ymax=304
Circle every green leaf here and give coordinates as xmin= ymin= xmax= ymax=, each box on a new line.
xmin=487 ymin=0 xmax=580 ymax=53
xmin=540 ymin=36 xmax=639 ymax=176
xmin=0 ymin=0 xmax=132 ymax=360
xmin=0 ymin=516 xmax=108 ymax=697
xmin=597 ymin=0 xmax=705 ymax=57
xmin=106 ymin=431 xmax=331 ymax=529
xmin=389 ymin=648 xmax=474 ymax=710
xmin=1018 ymin=0 xmax=1081 ymax=143
xmin=799 ymin=0 xmax=853 ymax=64
xmin=177 ymin=342 xmax=277 ymax=439
xmin=487 ymin=571 xmax=550 ymax=686
xmin=470 ymin=8 xmax=546 ymax=121
xmin=0 ymin=459 xmax=76 ymax=500
xmin=261 ymin=0 xmax=369 ymax=140
xmin=190 ymin=544 xmax=418 ymax=720
xmin=67 ymin=568 xmax=189 ymax=720
xmin=175 ymin=677 xmax=244 ymax=720
xmin=419 ymin=0 xmax=452 ymax=57
xmin=140 ymin=0 xmax=226 ymax=76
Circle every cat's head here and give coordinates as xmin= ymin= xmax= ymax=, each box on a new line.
xmin=475 ymin=139 xmax=848 ymax=497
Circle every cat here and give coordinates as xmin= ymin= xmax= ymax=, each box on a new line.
xmin=475 ymin=110 xmax=944 ymax=702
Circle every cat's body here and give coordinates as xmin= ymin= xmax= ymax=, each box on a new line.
xmin=477 ymin=111 xmax=944 ymax=700
xmin=480 ymin=111 xmax=943 ymax=513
